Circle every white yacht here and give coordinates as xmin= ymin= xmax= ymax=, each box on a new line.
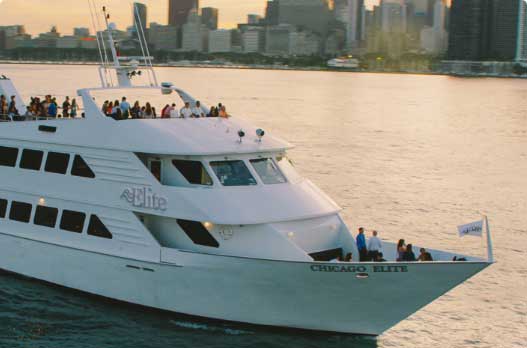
xmin=0 ymin=6 xmax=493 ymax=336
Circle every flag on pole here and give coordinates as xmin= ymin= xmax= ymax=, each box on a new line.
xmin=458 ymin=219 xmax=484 ymax=237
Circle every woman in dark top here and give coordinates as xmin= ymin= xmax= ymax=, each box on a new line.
xmin=396 ymin=239 xmax=406 ymax=261
xmin=403 ymin=244 xmax=416 ymax=261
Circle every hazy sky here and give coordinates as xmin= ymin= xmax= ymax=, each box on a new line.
xmin=0 ymin=0 xmax=379 ymax=36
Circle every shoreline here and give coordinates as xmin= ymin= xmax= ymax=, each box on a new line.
xmin=0 ymin=59 xmax=525 ymax=79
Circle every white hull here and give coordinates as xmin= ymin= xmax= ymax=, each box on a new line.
xmin=0 ymin=232 xmax=489 ymax=335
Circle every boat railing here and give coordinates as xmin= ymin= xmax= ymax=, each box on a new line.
xmin=0 ymin=114 xmax=85 ymax=123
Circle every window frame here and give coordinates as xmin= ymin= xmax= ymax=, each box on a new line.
xmin=19 ymin=149 xmax=44 ymax=171
xmin=34 ymin=205 xmax=59 ymax=228
xmin=87 ymin=215 xmax=113 ymax=239
xmin=209 ymin=160 xmax=258 ymax=187
xmin=71 ymin=155 xmax=95 ymax=178
xmin=0 ymin=198 xmax=7 ymax=218
xmin=45 ymin=152 xmax=71 ymax=175
xmin=0 ymin=146 xmax=19 ymax=167
xmin=250 ymin=158 xmax=287 ymax=185
xmin=60 ymin=209 xmax=86 ymax=234
xmin=9 ymin=201 xmax=33 ymax=223
xmin=172 ymin=159 xmax=213 ymax=186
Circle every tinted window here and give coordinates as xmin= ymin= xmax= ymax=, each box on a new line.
xmin=20 ymin=149 xmax=44 ymax=171
xmin=209 ymin=161 xmax=257 ymax=187
xmin=71 ymin=155 xmax=95 ymax=178
xmin=0 ymin=146 xmax=19 ymax=167
xmin=250 ymin=158 xmax=287 ymax=185
xmin=172 ymin=160 xmax=213 ymax=186
xmin=9 ymin=201 xmax=32 ymax=223
xmin=0 ymin=199 xmax=7 ymax=218
xmin=177 ymin=219 xmax=219 ymax=248
xmin=60 ymin=210 xmax=86 ymax=233
xmin=45 ymin=152 xmax=70 ymax=174
xmin=87 ymin=215 xmax=113 ymax=239
xmin=34 ymin=205 xmax=59 ymax=228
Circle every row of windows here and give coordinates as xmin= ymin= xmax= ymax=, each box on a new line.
xmin=0 ymin=198 xmax=112 ymax=239
xmin=0 ymin=146 xmax=95 ymax=178
xmin=171 ymin=157 xmax=289 ymax=187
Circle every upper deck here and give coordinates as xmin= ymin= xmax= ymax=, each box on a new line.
xmin=0 ymin=86 xmax=292 ymax=157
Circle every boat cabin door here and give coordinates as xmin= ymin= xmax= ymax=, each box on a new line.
xmin=148 ymin=159 xmax=162 ymax=182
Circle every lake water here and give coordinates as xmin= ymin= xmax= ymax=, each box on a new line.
xmin=0 ymin=64 xmax=526 ymax=348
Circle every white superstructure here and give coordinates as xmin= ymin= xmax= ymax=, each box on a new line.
xmin=0 ymin=5 xmax=492 ymax=336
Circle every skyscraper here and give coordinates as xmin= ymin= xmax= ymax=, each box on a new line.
xmin=348 ymin=0 xmax=366 ymax=48
xmin=447 ymin=0 xmax=492 ymax=60
xmin=201 ymin=7 xmax=219 ymax=30
xmin=448 ymin=0 xmax=527 ymax=61
xmin=278 ymin=0 xmax=332 ymax=36
xmin=517 ymin=0 xmax=527 ymax=61
xmin=265 ymin=0 xmax=280 ymax=26
xmin=334 ymin=0 xmax=366 ymax=50
xmin=168 ymin=0 xmax=199 ymax=27
xmin=491 ymin=0 xmax=526 ymax=61
xmin=133 ymin=2 xmax=148 ymax=38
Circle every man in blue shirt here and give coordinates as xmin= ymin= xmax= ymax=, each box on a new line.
xmin=120 ymin=97 xmax=130 ymax=119
xmin=356 ymin=227 xmax=368 ymax=262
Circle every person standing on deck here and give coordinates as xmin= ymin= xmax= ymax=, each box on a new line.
xmin=120 ymin=97 xmax=130 ymax=119
xmin=356 ymin=227 xmax=368 ymax=262
xmin=62 ymin=97 xmax=71 ymax=118
xmin=367 ymin=230 xmax=383 ymax=261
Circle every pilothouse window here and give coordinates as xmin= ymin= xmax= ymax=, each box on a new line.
xmin=172 ymin=160 xmax=213 ymax=186
xmin=210 ymin=161 xmax=257 ymax=187
xmin=250 ymin=158 xmax=287 ymax=184
xmin=0 ymin=146 xmax=19 ymax=167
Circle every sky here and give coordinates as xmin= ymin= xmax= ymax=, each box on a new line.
xmin=0 ymin=0 xmax=379 ymax=36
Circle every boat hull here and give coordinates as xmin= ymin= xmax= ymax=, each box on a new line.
xmin=0 ymin=232 xmax=490 ymax=335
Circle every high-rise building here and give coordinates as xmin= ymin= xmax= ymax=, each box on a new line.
xmin=447 ymin=0 xmax=527 ymax=61
xmin=201 ymin=7 xmax=219 ymax=30
xmin=447 ymin=0 xmax=494 ymax=60
xmin=248 ymin=14 xmax=263 ymax=25
xmin=420 ymin=0 xmax=448 ymax=54
xmin=348 ymin=0 xmax=366 ymax=49
xmin=73 ymin=27 xmax=90 ymax=38
xmin=133 ymin=3 xmax=148 ymax=39
xmin=380 ymin=0 xmax=407 ymax=33
xmin=169 ymin=0 xmax=199 ymax=27
xmin=334 ymin=0 xmax=366 ymax=50
xmin=491 ymin=0 xmax=526 ymax=61
xmin=265 ymin=1 xmax=280 ymax=26
xmin=209 ymin=29 xmax=232 ymax=52
xmin=278 ymin=0 xmax=332 ymax=36
xmin=182 ymin=10 xmax=207 ymax=51
xmin=149 ymin=22 xmax=179 ymax=50
xmin=517 ymin=1 xmax=527 ymax=61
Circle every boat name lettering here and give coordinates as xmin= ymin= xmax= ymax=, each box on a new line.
xmin=310 ymin=265 xmax=409 ymax=273
xmin=373 ymin=265 xmax=408 ymax=273
xmin=121 ymin=187 xmax=168 ymax=211
xmin=310 ymin=265 xmax=367 ymax=273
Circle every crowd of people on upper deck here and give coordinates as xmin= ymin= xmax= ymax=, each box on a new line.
xmin=101 ymin=97 xmax=231 ymax=120
xmin=0 ymin=94 xmax=78 ymax=121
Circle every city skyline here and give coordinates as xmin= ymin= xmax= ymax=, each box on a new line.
xmin=0 ymin=0 xmax=379 ymax=35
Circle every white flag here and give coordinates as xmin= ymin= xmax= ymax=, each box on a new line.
xmin=458 ymin=220 xmax=484 ymax=237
